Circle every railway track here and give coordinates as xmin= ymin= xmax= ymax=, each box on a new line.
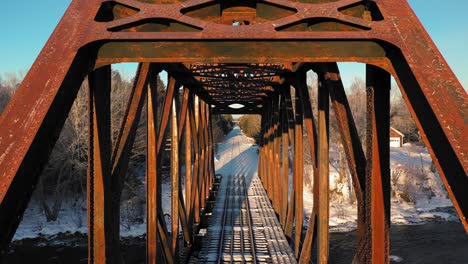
xmin=190 ymin=133 xmax=296 ymax=263
xmin=194 ymin=172 xmax=296 ymax=263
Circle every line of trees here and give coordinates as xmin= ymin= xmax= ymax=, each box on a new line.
xmin=0 ymin=70 xmax=233 ymax=223
xmin=236 ymin=76 xmax=419 ymax=146
xmin=238 ymin=114 xmax=261 ymax=141
xmin=304 ymin=75 xmax=419 ymax=145
xmin=212 ymin=114 xmax=234 ymax=143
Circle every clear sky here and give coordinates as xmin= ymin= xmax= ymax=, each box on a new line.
xmin=0 ymin=0 xmax=466 ymax=90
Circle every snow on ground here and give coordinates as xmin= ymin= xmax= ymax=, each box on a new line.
xmin=12 ymin=128 xmax=459 ymax=241
xmin=303 ymin=143 xmax=458 ymax=232
xmin=13 ymin=199 xmax=88 ymax=240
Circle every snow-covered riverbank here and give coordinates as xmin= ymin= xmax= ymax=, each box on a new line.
xmin=12 ymin=125 xmax=461 ymax=241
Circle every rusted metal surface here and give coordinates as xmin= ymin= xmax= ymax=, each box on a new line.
xmin=280 ymin=92 xmax=290 ymax=229
xmin=321 ymin=62 xmax=368 ymax=262
xmin=146 ymin=63 xmax=159 ymax=264
xmin=111 ymin=63 xmax=152 ymax=263
xmin=283 ymin=89 xmax=296 ymax=240
xmin=293 ymin=76 xmax=304 ymax=258
xmin=170 ymin=92 xmax=180 ymax=261
xmin=177 ymin=88 xmax=191 ymax=245
xmin=365 ymin=65 xmax=391 ymax=264
xmin=189 ymin=95 xmax=201 ymax=224
xmin=87 ymin=66 xmax=113 ymax=264
xmin=274 ymin=95 xmax=282 ymax=215
xmin=0 ymin=0 xmax=467 ymax=263
xmin=297 ymin=70 xmax=319 ymax=264
xmin=317 ymin=74 xmax=330 ymax=264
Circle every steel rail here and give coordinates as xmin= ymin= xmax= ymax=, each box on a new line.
xmin=243 ymin=174 xmax=258 ymax=264
xmin=216 ymin=177 xmax=231 ymax=264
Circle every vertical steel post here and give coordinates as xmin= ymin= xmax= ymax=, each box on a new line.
xmin=321 ymin=62 xmax=367 ymax=262
xmin=189 ymin=96 xmax=200 ymax=224
xmin=259 ymin=110 xmax=267 ymax=186
xmin=284 ymin=86 xmax=296 ymax=239
xmin=147 ymin=69 xmax=159 ymax=264
xmin=280 ymin=93 xmax=290 ymax=228
xmin=365 ymin=65 xmax=391 ymax=264
xmin=203 ymin=103 xmax=211 ymax=204
xmin=194 ymin=96 xmax=201 ymax=223
xmin=87 ymin=65 xmax=113 ymax=264
xmin=175 ymin=88 xmax=190 ymax=245
xmin=273 ymin=95 xmax=282 ymax=214
xmin=111 ymin=63 xmax=151 ymax=263
xmin=209 ymin=108 xmax=215 ymax=189
xmin=265 ymin=104 xmax=272 ymax=199
xmin=293 ymin=80 xmax=304 ymax=258
xmin=298 ymin=70 xmax=319 ymax=264
xmin=170 ymin=89 xmax=179 ymax=261
xmin=199 ymin=101 xmax=207 ymax=211
xmin=152 ymin=75 xmax=178 ymax=264
xmin=317 ymin=74 xmax=330 ymax=264
xmin=184 ymin=91 xmax=193 ymax=243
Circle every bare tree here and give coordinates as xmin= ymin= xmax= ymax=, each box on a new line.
xmin=346 ymin=77 xmax=367 ymax=142
xmin=36 ymin=81 xmax=89 ymax=221
xmin=390 ymin=85 xmax=418 ymax=142
xmin=0 ymin=72 xmax=25 ymax=114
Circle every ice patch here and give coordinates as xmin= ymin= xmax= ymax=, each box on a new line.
xmin=390 ymin=255 xmax=403 ymax=262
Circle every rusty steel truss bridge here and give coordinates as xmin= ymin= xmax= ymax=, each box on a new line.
xmin=0 ymin=0 xmax=467 ymax=263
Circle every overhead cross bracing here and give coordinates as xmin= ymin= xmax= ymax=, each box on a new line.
xmin=167 ymin=63 xmax=291 ymax=115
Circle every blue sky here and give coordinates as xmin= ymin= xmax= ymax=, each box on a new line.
xmin=0 ymin=0 xmax=466 ymax=89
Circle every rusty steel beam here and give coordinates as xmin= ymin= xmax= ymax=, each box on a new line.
xmin=297 ymin=70 xmax=319 ymax=264
xmin=87 ymin=66 xmax=113 ymax=264
xmin=283 ymin=87 xmax=296 ymax=239
xmin=264 ymin=105 xmax=271 ymax=198
xmin=1 ymin=0 xmax=467 ymax=261
xmin=276 ymin=95 xmax=284 ymax=217
xmin=198 ymin=101 xmax=207 ymax=212
xmin=193 ymin=96 xmax=202 ymax=223
xmin=208 ymin=107 xmax=216 ymax=193
xmin=293 ymin=82 xmax=304 ymax=258
xmin=171 ymin=85 xmax=190 ymax=248
xmin=170 ymin=92 xmax=180 ymax=261
xmin=388 ymin=57 xmax=468 ymax=231
xmin=268 ymin=102 xmax=274 ymax=200
xmin=177 ymin=88 xmax=190 ymax=137
xmin=0 ymin=48 xmax=90 ymax=257
xmin=317 ymin=74 xmax=330 ymax=264
xmin=266 ymin=106 xmax=272 ymax=199
xmin=365 ymin=65 xmax=391 ymax=264
xmin=263 ymin=106 xmax=269 ymax=195
xmin=267 ymin=102 xmax=275 ymax=202
xmin=273 ymin=95 xmax=282 ymax=215
xmin=189 ymin=95 xmax=201 ymax=224
xmin=110 ymin=63 xmax=153 ymax=262
xmin=157 ymin=214 xmax=174 ymax=264
xmin=280 ymin=93 xmax=290 ymax=229
xmin=319 ymin=62 xmax=369 ymax=262
xmin=176 ymin=88 xmax=191 ymax=245
xmin=184 ymin=90 xmax=193 ymax=244
xmin=257 ymin=116 xmax=263 ymax=184
xmin=204 ymin=102 xmax=212 ymax=203
xmin=148 ymin=73 xmax=178 ymax=264
xmin=146 ymin=67 xmax=159 ymax=264
xmin=157 ymin=77 xmax=178 ymax=155
xmin=258 ymin=110 xmax=267 ymax=189
xmin=197 ymin=98 xmax=205 ymax=216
